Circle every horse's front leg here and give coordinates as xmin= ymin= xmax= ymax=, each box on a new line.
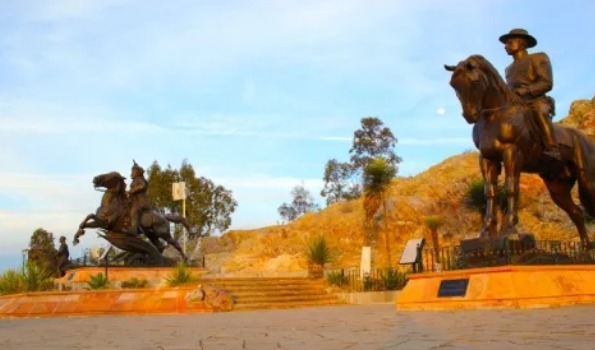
xmin=500 ymin=145 xmax=523 ymax=237
xmin=78 ymin=213 xmax=96 ymax=229
xmin=479 ymin=155 xmax=501 ymax=238
xmin=74 ymin=214 xmax=96 ymax=245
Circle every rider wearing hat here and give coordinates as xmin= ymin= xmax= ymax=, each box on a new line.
xmin=127 ymin=161 xmax=151 ymax=235
xmin=500 ymin=28 xmax=561 ymax=161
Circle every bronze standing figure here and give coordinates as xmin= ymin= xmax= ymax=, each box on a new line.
xmin=445 ymin=54 xmax=593 ymax=247
xmin=500 ymin=28 xmax=561 ymax=161
xmin=55 ymin=236 xmax=70 ymax=277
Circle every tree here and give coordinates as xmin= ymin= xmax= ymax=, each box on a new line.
xmin=350 ymin=117 xmax=401 ymax=172
xmin=28 ymin=228 xmax=57 ymax=269
xmin=362 ymin=158 xmax=397 ymax=265
xmin=320 ymin=159 xmax=361 ymax=206
xmin=321 ymin=117 xmax=400 ymax=207
xmin=278 ymin=185 xmax=320 ymax=222
xmin=146 ymin=160 xmax=238 ymax=238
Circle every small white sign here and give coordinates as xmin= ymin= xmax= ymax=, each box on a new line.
xmin=172 ymin=182 xmax=186 ymax=201
xmin=99 ymin=244 xmax=112 ymax=261
xmin=399 ymin=238 xmax=425 ymax=264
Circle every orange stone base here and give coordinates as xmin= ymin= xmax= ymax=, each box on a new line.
xmin=0 ymin=287 xmax=212 ymax=318
xmin=56 ymin=266 xmax=207 ymax=284
xmin=396 ymin=265 xmax=595 ymax=311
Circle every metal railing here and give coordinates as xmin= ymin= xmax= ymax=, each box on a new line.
xmin=324 ymin=267 xmax=408 ymax=292
xmin=415 ymin=239 xmax=595 ymax=273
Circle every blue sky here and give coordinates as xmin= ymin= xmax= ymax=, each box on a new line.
xmin=1 ymin=0 xmax=594 ymax=271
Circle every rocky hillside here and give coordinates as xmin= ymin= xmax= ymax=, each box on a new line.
xmin=194 ymin=95 xmax=595 ymax=274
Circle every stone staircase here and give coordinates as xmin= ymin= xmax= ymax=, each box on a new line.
xmin=202 ymin=277 xmax=344 ymax=311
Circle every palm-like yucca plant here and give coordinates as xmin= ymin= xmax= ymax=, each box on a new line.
xmin=305 ymin=235 xmax=334 ymax=278
xmin=424 ymin=215 xmax=444 ymax=259
xmin=363 ymin=157 xmax=396 ymax=264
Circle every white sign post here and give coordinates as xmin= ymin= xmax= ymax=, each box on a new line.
xmin=172 ymin=182 xmax=187 ymax=255
xmin=360 ymin=246 xmax=372 ymax=278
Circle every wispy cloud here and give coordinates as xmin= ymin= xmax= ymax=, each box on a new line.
xmin=1 ymin=0 xmax=594 ymax=271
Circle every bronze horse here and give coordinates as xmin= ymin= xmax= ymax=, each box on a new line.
xmin=73 ymin=171 xmax=189 ymax=262
xmin=445 ymin=55 xmax=595 ymax=247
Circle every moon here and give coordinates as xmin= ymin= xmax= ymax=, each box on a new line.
xmin=436 ymin=107 xmax=446 ymax=115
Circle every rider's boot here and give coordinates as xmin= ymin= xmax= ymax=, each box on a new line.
xmin=537 ymin=109 xmax=563 ymax=162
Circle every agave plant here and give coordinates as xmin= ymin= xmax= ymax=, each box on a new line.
xmin=86 ymin=273 xmax=109 ymax=290
xmin=304 ymin=235 xmax=334 ymax=278
xmin=165 ymin=263 xmax=198 ymax=287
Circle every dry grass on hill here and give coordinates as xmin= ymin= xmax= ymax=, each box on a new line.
xmin=198 ymin=96 xmax=595 ymax=274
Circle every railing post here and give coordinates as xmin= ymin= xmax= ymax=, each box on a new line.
xmin=416 ymin=244 xmax=424 ymax=273
xmin=504 ymin=237 xmax=511 ymax=265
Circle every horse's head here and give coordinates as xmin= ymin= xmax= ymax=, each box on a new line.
xmin=93 ymin=172 xmax=126 ymax=192
xmin=444 ymin=55 xmax=508 ymax=124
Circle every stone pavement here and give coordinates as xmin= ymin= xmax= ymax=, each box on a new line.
xmin=0 ymin=304 xmax=594 ymax=350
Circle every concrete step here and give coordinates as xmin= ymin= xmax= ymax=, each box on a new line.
xmin=229 ymin=289 xmax=329 ymax=298
xmin=235 ymin=294 xmax=339 ymax=304
xmin=233 ymin=299 xmax=345 ymax=311
xmin=198 ymin=277 xmax=339 ymax=311
xmin=211 ymin=285 xmax=327 ymax=293
xmin=203 ymin=278 xmax=325 ymax=287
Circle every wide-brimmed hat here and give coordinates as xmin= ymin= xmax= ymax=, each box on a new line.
xmin=499 ymin=28 xmax=537 ymax=48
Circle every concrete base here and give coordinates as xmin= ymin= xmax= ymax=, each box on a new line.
xmin=397 ymin=265 xmax=595 ymax=311
xmin=55 ymin=266 xmax=207 ymax=290
xmin=337 ymin=291 xmax=399 ymax=304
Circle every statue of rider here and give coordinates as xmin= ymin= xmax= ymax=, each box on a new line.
xmin=127 ymin=161 xmax=151 ymax=235
xmin=499 ymin=28 xmax=561 ymax=161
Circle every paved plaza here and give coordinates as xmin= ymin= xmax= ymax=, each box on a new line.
xmin=1 ymin=304 xmax=594 ymax=350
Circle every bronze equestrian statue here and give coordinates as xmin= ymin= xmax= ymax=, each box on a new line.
xmin=73 ymin=166 xmax=190 ymax=264
xmin=444 ymin=50 xmax=594 ymax=248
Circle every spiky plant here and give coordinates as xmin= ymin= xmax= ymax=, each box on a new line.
xmin=166 ymin=263 xmax=197 ymax=287
xmin=305 ymin=235 xmax=333 ymax=266
xmin=86 ymin=273 xmax=109 ymax=290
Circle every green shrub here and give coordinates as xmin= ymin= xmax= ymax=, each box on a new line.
xmin=0 ymin=270 xmax=26 ymax=295
xmin=381 ymin=268 xmax=408 ymax=290
xmin=466 ymin=179 xmax=509 ymax=213
xmin=363 ymin=275 xmax=383 ymax=291
xmin=0 ymin=263 xmax=53 ymax=295
xmin=326 ymin=271 xmax=347 ymax=287
xmin=304 ymin=235 xmax=334 ymax=266
xmin=121 ymin=277 xmax=148 ymax=289
xmin=166 ymin=263 xmax=197 ymax=287
xmin=86 ymin=273 xmax=109 ymax=290
xmin=23 ymin=263 xmax=54 ymax=292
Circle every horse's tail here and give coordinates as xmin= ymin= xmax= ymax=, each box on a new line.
xmin=570 ymin=129 xmax=595 ymax=216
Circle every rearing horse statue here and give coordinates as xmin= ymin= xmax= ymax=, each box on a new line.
xmin=445 ymin=55 xmax=594 ymax=247
xmin=73 ymin=171 xmax=190 ymax=263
